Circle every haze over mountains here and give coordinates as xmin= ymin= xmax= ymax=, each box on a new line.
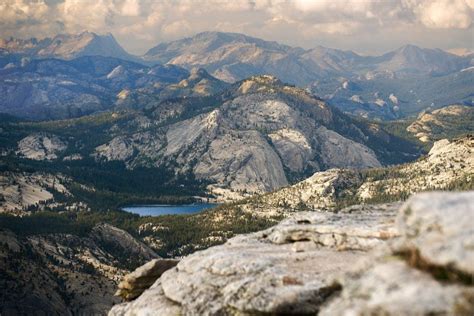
xmin=1 ymin=31 xmax=472 ymax=120
xmin=144 ymin=32 xmax=473 ymax=118
xmin=0 ymin=31 xmax=136 ymax=61
xmin=0 ymin=30 xmax=469 ymax=200
xmin=0 ymin=56 xmax=204 ymax=120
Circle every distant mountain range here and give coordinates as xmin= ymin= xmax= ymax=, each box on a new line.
xmin=0 ymin=31 xmax=473 ymax=120
xmin=0 ymin=31 xmax=136 ymax=61
xmin=144 ymin=32 xmax=474 ymax=119
xmin=144 ymin=32 xmax=472 ymax=80
xmin=0 ymin=56 xmax=227 ymax=120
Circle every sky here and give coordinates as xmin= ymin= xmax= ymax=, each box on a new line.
xmin=1 ymin=0 xmax=473 ymax=55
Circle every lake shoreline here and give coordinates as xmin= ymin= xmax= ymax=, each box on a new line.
xmin=122 ymin=203 xmax=218 ymax=216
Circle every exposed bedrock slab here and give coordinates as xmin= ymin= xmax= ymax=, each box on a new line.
xmin=115 ymin=259 xmax=179 ymax=301
xmin=110 ymin=192 xmax=474 ymax=315
xmin=321 ymin=191 xmax=474 ymax=315
xmin=320 ymin=260 xmax=474 ymax=316
xmin=110 ymin=205 xmax=399 ymax=315
xmin=396 ymin=191 xmax=474 ymax=275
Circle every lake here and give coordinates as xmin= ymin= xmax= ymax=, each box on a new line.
xmin=122 ymin=203 xmax=218 ymax=216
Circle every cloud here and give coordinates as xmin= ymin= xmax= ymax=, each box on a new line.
xmin=59 ymin=0 xmax=117 ymax=31
xmin=0 ymin=0 xmax=50 ymax=25
xmin=412 ymin=0 xmax=474 ymax=29
xmin=0 ymin=0 xmax=472 ymax=54
xmin=121 ymin=0 xmax=141 ymax=17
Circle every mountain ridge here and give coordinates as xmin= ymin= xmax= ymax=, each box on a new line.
xmin=0 ymin=31 xmax=138 ymax=62
xmin=1 ymin=75 xmax=421 ymax=203
xmin=1 ymin=31 xmax=472 ymax=120
xmin=143 ymin=32 xmax=473 ymax=119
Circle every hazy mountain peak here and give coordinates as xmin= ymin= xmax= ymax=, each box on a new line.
xmin=374 ymin=43 xmax=468 ymax=75
xmin=144 ymin=31 xmax=295 ymax=65
xmin=0 ymin=31 xmax=137 ymax=62
xmin=192 ymin=31 xmax=290 ymax=49
xmin=397 ymin=43 xmax=421 ymax=52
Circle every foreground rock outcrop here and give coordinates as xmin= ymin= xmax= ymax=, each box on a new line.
xmin=115 ymin=259 xmax=179 ymax=301
xmin=321 ymin=192 xmax=474 ymax=315
xmin=110 ymin=191 xmax=474 ymax=315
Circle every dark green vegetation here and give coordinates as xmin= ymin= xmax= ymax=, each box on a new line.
xmin=0 ymin=205 xmax=280 ymax=258
xmin=134 ymin=205 xmax=282 ymax=257
xmin=0 ymin=112 xmax=210 ymax=208
xmin=339 ymin=163 xmax=473 ymax=207
xmin=0 ymin=212 xmax=92 ymax=236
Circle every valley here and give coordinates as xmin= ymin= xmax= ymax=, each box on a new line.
xmin=1 ymin=133 xmax=472 ymax=314
xmin=0 ymin=75 xmax=421 ymax=206
xmin=0 ymin=28 xmax=473 ymax=315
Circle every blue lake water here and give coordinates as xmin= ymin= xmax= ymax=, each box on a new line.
xmin=122 ymin=203 xmax=218 ymax=216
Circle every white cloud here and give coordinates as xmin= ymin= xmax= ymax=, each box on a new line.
xmin=121 ymin=0 xmax=141 ymax=17
xmin=0 ymin=0 xmax=472 ymax=54
xmin=0 ymin=0 xmax=49 ymax=24
xmin=294 ymin=0 xmax=374 ymax=14
xmin=412 ymin=0 xmax=473 ymax=29
xmin=59 ymin=0 xmax=117 ymax=32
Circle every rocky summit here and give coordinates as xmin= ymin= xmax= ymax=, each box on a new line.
xmin=238 ymin=135 xmax=473 ymax=213
xmin=110 ymin=191 xmax=474 ymax=315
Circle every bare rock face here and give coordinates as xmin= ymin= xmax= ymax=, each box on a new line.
xmin=110 ymin=191 xmax=474 ymax=316
xmin=320 ymin=261 xmax=473 ymax=316
xmin=109 ymin=203 xmax=399 ymax=315
xmin=94 ymin=131 xmax=166 ymax=167
xmin=91 ymin=224 xmax=159 ymax=262
xmin=321 ymin=191 xmax=474 ymax=315
xmin=115 ymin=259 xmax=179 ymax=301
xmin=406 ymin=104 xmax=474 ymax=143
xmin=95 ymin=136 xmax=135 ymax=162
xmin=257 ymin=168 xmax=362 ymax=212
xmin=17 ymin=133 xmax=67 ymax=160
xmin=265 ymin=205 xmax=399 ymax=250
xmin=91 ymin=77 xmax=398 ymax=200
xmin=315 ymin=126 xmax=381 ymax=169
xmin=268 ymin=128 xmax=313 ymax=172
xmin=396 ymin=191 xmax=474 ymax=275
xmin=0 ymin=171 xmax=71 ymax=215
